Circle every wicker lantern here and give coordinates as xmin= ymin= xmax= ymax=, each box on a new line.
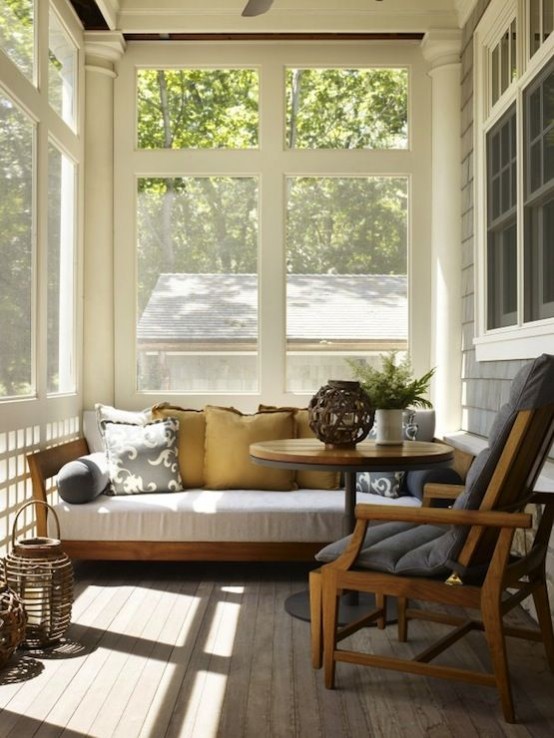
xmin=0 ymin=563 xmax=26 ymax=669
xmin=5 ymin=501 xmax=73 ymax=648
xmin=308 ymin=380 xmax=374 ymax=448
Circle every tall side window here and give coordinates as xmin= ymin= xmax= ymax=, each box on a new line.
xmin=47 ymin=144 xmax=76 ymax=394
xmin=0 ymin=92 xmax=34 ymax=398
xmin=0 ymin=0 xmax=35 ymax=82
xmin=486 ymin=105 xmax=517 ymax=328
xmin=475 ymin=0 xmax=554 ymax=360
xmin=524 ymin=60 xmax=554 ymax=321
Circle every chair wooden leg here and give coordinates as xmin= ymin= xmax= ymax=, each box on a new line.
xmin=309 ymin=568 xmax=323 ymax=670
xmin=482 ymin=600 xmax=516 ymax=723
xmin=322 ymin=572 xmax=339 ymax=689
xmin=397 ymin=597 xmax=408 ymax=642
xmin=532 ymin=582 xmax=554 ymax=672
xmin=376 ymin=592 xmax=386 ymax=630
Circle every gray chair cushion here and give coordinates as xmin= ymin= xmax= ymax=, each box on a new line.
xmin=58 ymin=452 xmax=109 ymax=504
xmin=317 ymin=354 xmax=554 ymax=577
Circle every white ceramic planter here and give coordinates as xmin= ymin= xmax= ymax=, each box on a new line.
xmin=375 ymin=408 xmax=404 ymax=445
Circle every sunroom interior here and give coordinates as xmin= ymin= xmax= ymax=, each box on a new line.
xmin=1 ymin=0 xmax=554 ymax=734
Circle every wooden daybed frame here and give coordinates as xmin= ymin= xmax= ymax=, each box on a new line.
xmin=26 ymin=438 xmax=327 ymax=562
xmin=27 ymin=438 xmax=474 ymax=563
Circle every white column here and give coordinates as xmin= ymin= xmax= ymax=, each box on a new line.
xmin=83 ymin=32 xmax=126 ymax=408
xmin=421 ymin=30 xmax=462 ymax=437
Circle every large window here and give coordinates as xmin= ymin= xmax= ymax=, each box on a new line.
xmin=475 ymin=0 xmax=554 ymax=359
xmin=114 ymin=43 xmax=430 ymax=405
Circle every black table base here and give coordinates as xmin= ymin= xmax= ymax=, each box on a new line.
xmin=284 ymin=589 xmax=397 ymax=626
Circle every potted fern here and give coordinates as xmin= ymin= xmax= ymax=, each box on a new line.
xmin=347 ymin=353 xmax=435 ymax=445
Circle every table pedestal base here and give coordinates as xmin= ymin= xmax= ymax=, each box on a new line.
xmin=284 ymin=590 xmax=397 ymax=626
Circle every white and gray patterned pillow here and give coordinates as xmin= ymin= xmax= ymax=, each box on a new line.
xmin=102 ymin=418 xmax=183 ymax=495
xmin=357 ymin=471 xmax=406 ymax=498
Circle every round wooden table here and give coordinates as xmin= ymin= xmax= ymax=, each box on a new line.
xmin=250 ymin=438 xmax=454 ymax=623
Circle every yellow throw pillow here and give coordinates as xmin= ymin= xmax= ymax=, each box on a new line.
xmin=293 ymin=410 xmax=340 ymax=490
xmin=151 ymin=403 xmax=205 ymax=488
xmin=258 ymin=405 xmax=340 ymax=490
xmin=204 ymin=406 xmax=296 ymax=490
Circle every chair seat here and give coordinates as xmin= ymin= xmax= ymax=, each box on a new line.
xmin=316 ymin=521 xmax=450 ymax=576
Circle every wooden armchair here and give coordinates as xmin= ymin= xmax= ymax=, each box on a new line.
xmin=310 ymin=354 xmax=554 ymax=723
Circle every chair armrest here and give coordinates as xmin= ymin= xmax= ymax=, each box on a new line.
xmin=353 ymin=502 xmax=532 ymax=529
xmin=422 ymin=483 xmax=465 ymax=507
xmin=26 ymin=437 xmax=90 ymax=535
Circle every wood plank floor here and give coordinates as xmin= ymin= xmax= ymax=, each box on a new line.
xmin=0 ymin=561 xmax=553 ymax=737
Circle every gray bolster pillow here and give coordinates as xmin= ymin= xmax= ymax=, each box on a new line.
xmin=58 ymin=452 xmax=109 ymax=504
xmin=404 ymin=467 xmax=464 ymax=502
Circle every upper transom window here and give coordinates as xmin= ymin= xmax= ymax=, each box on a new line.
xmin=285 ymin=67 xmax=408 ymax=149
xmin=136 ymin=68 xmax=259 ymax=149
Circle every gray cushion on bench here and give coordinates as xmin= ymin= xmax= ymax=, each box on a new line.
xmin=316 ymin=354 xmax=554 ymax=577
xmin=58 ymin=452 xmax=109 ymax=504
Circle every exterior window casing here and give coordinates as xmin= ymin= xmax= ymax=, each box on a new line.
xmin=474 ymin=0 xmax=554 ymax=360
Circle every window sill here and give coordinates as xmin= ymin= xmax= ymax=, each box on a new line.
xmin=474 ymin=322 xmax=554 ymax=362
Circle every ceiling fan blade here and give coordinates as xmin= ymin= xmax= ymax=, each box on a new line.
xmin=242 ymin=0 xmax=274 ymax=17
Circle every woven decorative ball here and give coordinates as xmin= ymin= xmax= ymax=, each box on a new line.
xmin=0 ymin=573 xmax=26 ymax=669
xmin=308 ymin=380 xmax=374 ymax=448
xmin=5 ymin=501 xmax=73 ymax=649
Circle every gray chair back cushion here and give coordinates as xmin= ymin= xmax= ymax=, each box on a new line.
xmin=317 ymin=354 xmax=554 ymax=577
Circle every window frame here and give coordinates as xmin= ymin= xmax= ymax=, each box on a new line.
xmin=0 ymin=0 xmax=83 ymax=422
xmin=113 ymin=41 xmax=432 ymax=409
xmin=474 ymin=0 xmax=554 ymax=361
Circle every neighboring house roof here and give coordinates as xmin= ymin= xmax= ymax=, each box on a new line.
xmin=137 ymin=273 xmax=407 ymax=345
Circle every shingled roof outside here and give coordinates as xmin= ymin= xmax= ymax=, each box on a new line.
xmin=137 ymin=273 xmax=407 ymax=346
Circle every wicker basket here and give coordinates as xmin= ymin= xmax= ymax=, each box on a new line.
xmin=0 ymin=563 xmax=26 ymax=669
xmin=5 ymin=501 xmax=73 ymax=648
xmin=309 ymin=380 xmax=374 ymax=448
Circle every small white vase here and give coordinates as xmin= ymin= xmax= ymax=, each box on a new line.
xmin=375 ymin=408 xmax=404 ymax=445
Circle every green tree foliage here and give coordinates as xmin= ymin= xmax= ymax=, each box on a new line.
xmin=286 ymin=68 xmax=408 ymax=149
xmin=0 ymin=0 xmax=34 ymax=80
xmin=286 ymin=177 xmax=407 ymax=275
xmin=137 ymin=69 xmax=259 ymax=149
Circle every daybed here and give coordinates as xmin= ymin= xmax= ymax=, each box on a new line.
xmin=26 ymin=407 xmax=469 ymax=562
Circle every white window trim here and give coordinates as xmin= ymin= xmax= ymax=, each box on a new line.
xmin=112 ymin=41 xmax=432 ymax=410
xmin=0 ymin=0 xmax=83 ymax=429
xmin=474 ymin=0 xmax=554 ymax=361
